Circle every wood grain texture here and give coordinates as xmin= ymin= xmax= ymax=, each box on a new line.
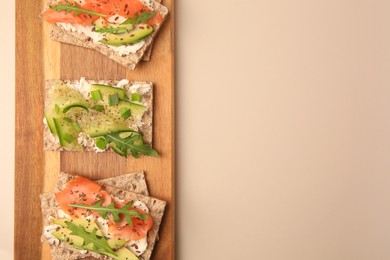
xmin=15 ymin=0 xmax=45 ymax=259
xmin=42 ymin=0 xmax=61 ymax=195
xmin=15 ymin=0 xmax=174 ymax=259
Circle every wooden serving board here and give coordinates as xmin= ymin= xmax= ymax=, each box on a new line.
xmin=15 ymin=0 xmax=174 ymax=259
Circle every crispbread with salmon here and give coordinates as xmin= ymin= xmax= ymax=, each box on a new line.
xmin=42 ymin=0 xmax=168 ymax=70
xmin=40 ymin=172 xmax=166 ymax=260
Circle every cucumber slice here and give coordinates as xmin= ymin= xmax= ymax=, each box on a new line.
xmin=50 ymin=84 xmax=89 ymax=113
xmin=91 ymin=84 xmax=127 ymax=100
xmin=45 ymin=84 xmax=89 ymax=135
xmin=44 ymin=104 xmax=60 ymax=135
xmin=63 ymin=104 xmax=89 ymax=113
xmin=45 ymin=116 xmax=56 ymax=134
xmin=106 ymin=100 xmax=147 ymax=122
xmin=53 ymin=117 xmax=82 ymax=150
xmin=77 ymin=113 xmax=132 ymax=137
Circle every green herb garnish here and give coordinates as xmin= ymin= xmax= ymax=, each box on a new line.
xmin=72 ymin=122 xmax=81 ymax=132
xmin=108 ymin=93 xmax=119 ymax=106
xmin=69 ymin=200 xmax=149 ymax=227
xmin=122 ymin=11 xmax=156 ymax=25
xmin=64 ymin=221 xmax=117 ymax=258
xmin=120 ymin=108 xmax=131 ymax=120
xmin=131 ymin=93 xmax=142 ymax=102
xmin=92 ymin=104 xmax=104 ymax=112
xmin=95 ymin=138 xmax=107 ymax=150
xmin=97 ymin=131 xmax=158 ymax=158
xmin=49 ymin=2 xmax=107 ymax=17
xmin=91 ymin=90 xmax=102 ymax=101
xmin=55 ymin=104 xmax=60 ymax=114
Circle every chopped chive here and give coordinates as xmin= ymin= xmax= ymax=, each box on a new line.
xmin=91 ymin=90 xmax=102 ymax=100
xmin=92 ymin=104 xmax=104 ymax=112
xmin=55 ymin=104 xmax=60 ymax=114
xmin=63 ymin=117 xmax=73 ymax=123
xmin=131 ymin=93 xmax=142 ymax=102
xmin=120 ymin=108 xmax=131 ymax=120
xmin=72 ymin=122 xmax=81 ymax=132
xmin=95 ymin=138 xmax=108 ymax=150
xmin=63 ymin=134 xmax=75 ymax=144
xmin=108 ymin=93 xmax=119 ymax=106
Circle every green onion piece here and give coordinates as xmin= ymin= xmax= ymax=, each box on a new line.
xmin=120 ymin=108 xmax=131 ymax=120
xmin=95 ymin=138 xmax=107 ymax=150
xmin=55 ymin=104 xmax=60 ymax=114
xmin=91 ymin=90 xmax=102 ymax=100
xmin=131 ymin=93 xmax=142 ymax=102
xmin=92 ymin=104 xmax=104 ymax=112
xmin=63 ymin=117 xmax=73 ymax=123
xmin=109 ymin=93 xmax=119 ymax=106
xmin=63 ymin=134 xmax=75 ymax=144
xmin=72 ymin=122 xmax=81 ymax=132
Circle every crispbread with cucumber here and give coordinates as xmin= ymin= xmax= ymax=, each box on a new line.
xmin=40 ymin=172 xmax=166 ymax=260
xmin=44 ymin=78 xmax=158 ymax=158
xmin=42 ymin=0 xmax=168 ymax=70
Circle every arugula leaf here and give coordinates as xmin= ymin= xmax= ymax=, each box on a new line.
xmin=49 ymin=2 xmax=107 ymax=17
xmin=122 ymin=11 xmax=156 ymax=25
xmin=65 ymin=221 xmax=117 ymax=258
xmin=98 ymin=131 xmax=159 ymax=158
xmin=69 ymin=200 xmax=149 ymax=227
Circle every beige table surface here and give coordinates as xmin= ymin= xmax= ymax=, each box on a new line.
xmin=4 ymin=0 xmax=390 ymax=259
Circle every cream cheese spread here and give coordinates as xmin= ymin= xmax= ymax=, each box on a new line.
xmin=57 ymin=22 xmax=145 ymax=55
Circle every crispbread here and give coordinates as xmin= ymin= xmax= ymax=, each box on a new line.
xmin=142 ymin=0 xmax=163 ymax=61
xmin=43 ymin=79 xmax=153 ymax=152
xmin=44 ymin=0 xmax=168 ymax=70
xmin=40 ymin=172 xmax=166 ymax=260
xmin=56 ymin=171 xmax=149 ymax=196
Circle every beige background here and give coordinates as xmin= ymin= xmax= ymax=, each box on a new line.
xmin=1 ymin=0 xmax=15 ymax=259
xmin=3 ymin=0 xmax=390 ymax=259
